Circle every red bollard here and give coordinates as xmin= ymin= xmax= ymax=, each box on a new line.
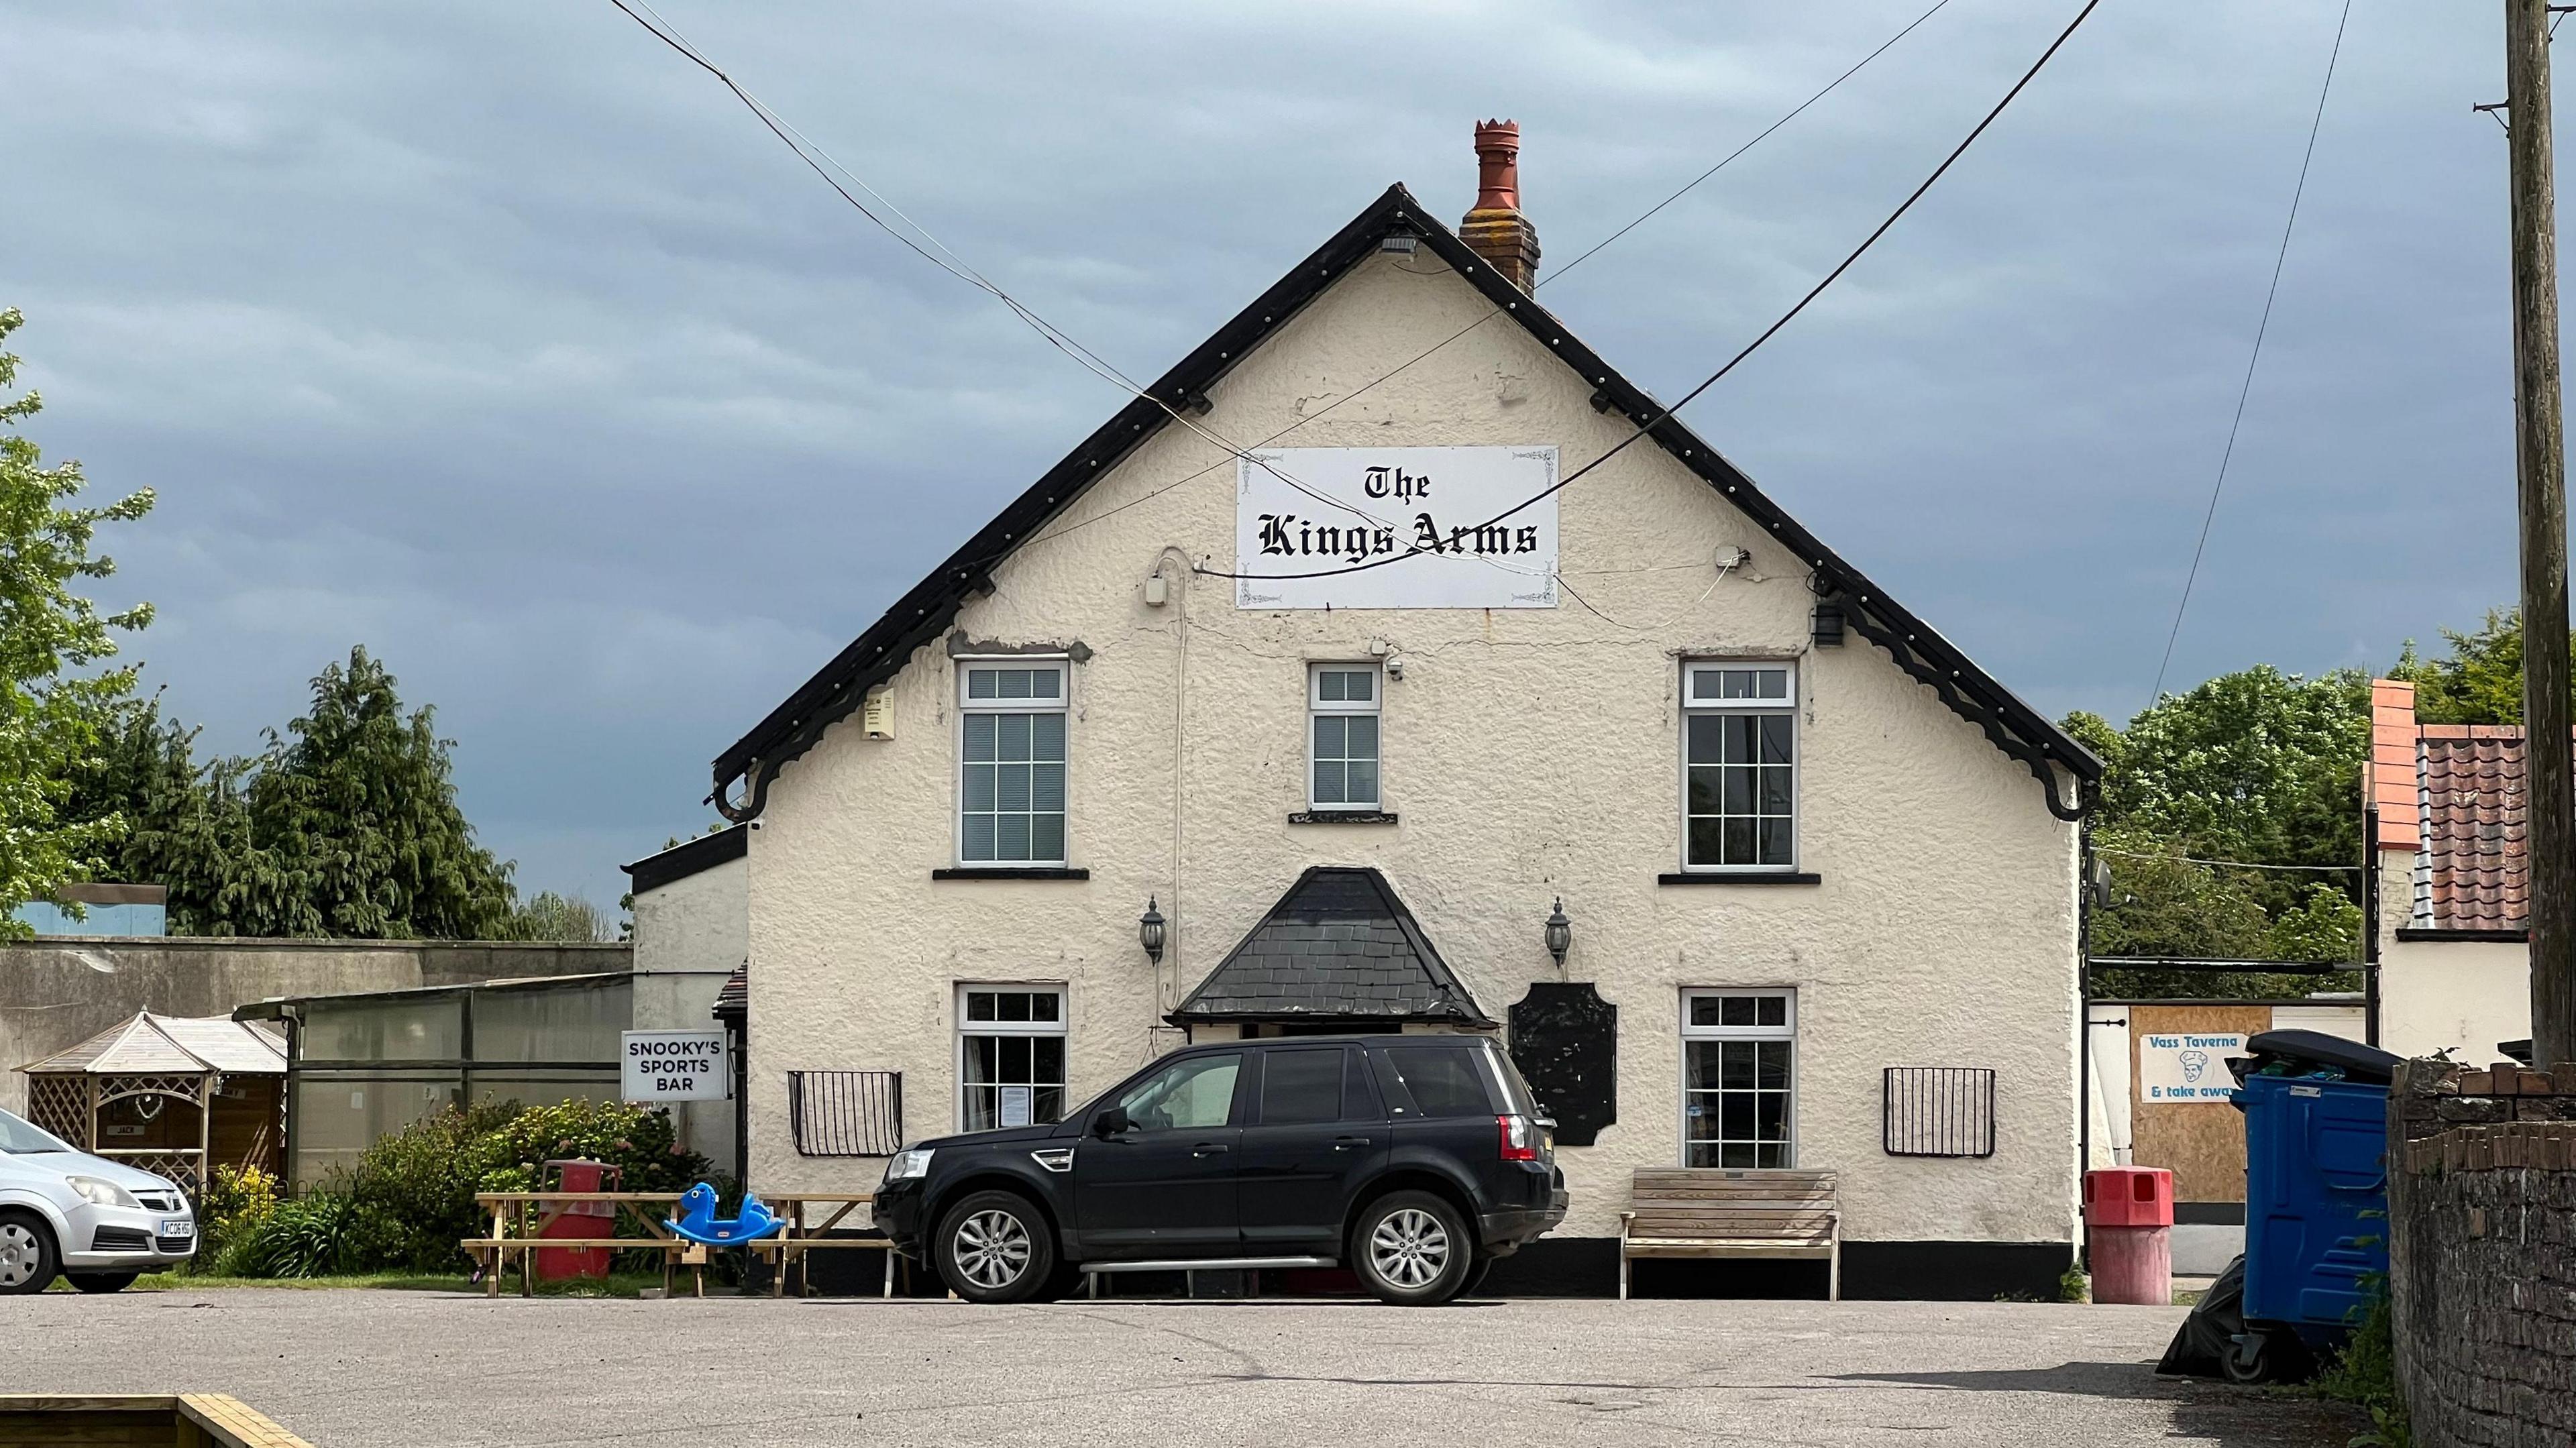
xmin=2083 ymin=1167 xmax=2174 ymax=1306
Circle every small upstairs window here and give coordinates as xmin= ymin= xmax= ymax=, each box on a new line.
xmin=1309 ymin=664 xmax=1381 ymax=811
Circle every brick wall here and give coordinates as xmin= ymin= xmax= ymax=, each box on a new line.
xmin=2387 ymin=1061 xmax=2576 ymax=1448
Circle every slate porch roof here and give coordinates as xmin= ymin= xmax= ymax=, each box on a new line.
xmin=706 ymin=183 xmax=2099 ymax=824
xmin=1168 ymin=866 xmax=1495 ymax=1027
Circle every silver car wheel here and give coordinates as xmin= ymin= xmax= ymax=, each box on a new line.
xmin=1368 ymin=1207 xmax=1451 ymax=1289
xmin=0 ymin=1221 xmax=42 ymax=1288
xmin=953 ymin=1209 xmax=1032 ymax=1290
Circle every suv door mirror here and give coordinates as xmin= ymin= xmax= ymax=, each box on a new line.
xmin=1093 ymin=1106 xmax=1134 ymax=1139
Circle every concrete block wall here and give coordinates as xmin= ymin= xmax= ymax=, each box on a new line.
xmin=2387 ymin=1062 xmax=2576 ymax=1448
xmin=1 ymin=938 xmax=631 ymax=1116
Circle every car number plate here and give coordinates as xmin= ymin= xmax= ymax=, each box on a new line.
xmin=160 ymin=1219 xmax=193 ymax=1238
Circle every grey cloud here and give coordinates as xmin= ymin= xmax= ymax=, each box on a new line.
xmin=1 ymin=0 xmax=2536 ymax=903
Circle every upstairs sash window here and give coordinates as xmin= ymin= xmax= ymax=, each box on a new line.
xmin=1682 ymin=662 xmax=1796 ymax=871
xmin=959 ymin=662 xmax=1068 ymax=867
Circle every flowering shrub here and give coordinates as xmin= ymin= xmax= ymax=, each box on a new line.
xmin=226 ymin=1098 xmax=717 ymax=1276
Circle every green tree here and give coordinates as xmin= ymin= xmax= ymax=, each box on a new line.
xmin=2072 ymin=665 xmax=2371 ymax=997
xmin=504 ymin=890 xmax=610 ymax=943
xmin=230 ymin=647 xmax=518 ymax=938
xmin=58 ymin=695 xmax=272 ymax=934
xmin=2388 ymin=606 xmax=2576 ymax=726
xmin=0 ymin=308 xmax=155 ymax=936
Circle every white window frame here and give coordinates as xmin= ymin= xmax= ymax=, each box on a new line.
xmin=1307 ymin=663 xmax=1383 ymax=812
xmin=1678 ymin=987 xmax=1797 ymax=1169
xmin=1678 ymin=661 xmax=1799 ymax=873
xmin=955 ymin=983 xmax=1068 ymax=1133
xmin=955 ymin=658 xmax=1070 ymax=868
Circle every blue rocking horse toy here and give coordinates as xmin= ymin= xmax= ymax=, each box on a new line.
xmin=667 ymin=1182 xmax=785 ymax=1245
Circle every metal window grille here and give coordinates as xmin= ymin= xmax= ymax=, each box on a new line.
xmin=789 ymin=1070 xmax=904 ymax=1157
xmin=1882 ymin=1066 xmax=1996 ymax=1158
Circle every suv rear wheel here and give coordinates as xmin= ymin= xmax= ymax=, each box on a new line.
xmin=0 ymin=1213 xmax=58 ymax=1295
xmin=1352 ymin=1191 xmax=1471 ymax=1306
xmin=934 ymin=1190 xmax=1055 ymax=1304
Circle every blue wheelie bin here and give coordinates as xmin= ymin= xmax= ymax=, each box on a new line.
xmin=2222 ymin=1029 xmax=2402 ymax=1383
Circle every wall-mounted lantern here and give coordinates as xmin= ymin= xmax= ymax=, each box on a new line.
xmin=1139 ymin=897 xmax=1167 ymax=966
xmin=1544 ymin=897 xmax=1572 ymax=970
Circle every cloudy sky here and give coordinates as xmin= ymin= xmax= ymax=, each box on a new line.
xmin=1 ymin=1 xmax=2534 ymax=909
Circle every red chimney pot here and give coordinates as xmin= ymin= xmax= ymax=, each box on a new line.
xmin=1473 ymin=119 xmax=1521 ymax=212
xmin=1460 ymin=119 xmax=1540 ymax=290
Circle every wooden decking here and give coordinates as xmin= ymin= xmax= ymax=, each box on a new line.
xmin=0 ymin=1394 xmax=314 ymax=1447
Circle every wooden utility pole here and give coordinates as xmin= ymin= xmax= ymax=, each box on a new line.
xmin=2508 ymin=0 xmax=2576 ymax=1068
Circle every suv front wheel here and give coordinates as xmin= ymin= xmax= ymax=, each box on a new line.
xmin=934 ymin=1190 xmax=1056 ymax=1304
xmin=1352 ymin=1191 xmax=1472 ymax=1306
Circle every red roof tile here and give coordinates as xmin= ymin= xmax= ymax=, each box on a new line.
xmin=2420 ymin=733 xmax=2529 ymax=930
xmin=2377 ymin=673 xmax=2576 ymax=930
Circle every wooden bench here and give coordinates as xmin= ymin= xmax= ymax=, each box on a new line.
xmin=466 ymin=1190 xmax=690 ymax=1297
xmin=1619 ymin=1168 xmax=1841 ymax=1301
xmin=749 ymin=1193 xmax=902 ymax=1299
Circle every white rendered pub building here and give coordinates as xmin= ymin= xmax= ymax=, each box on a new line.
xmin=684 ymin=125 xmax=2100 ymax=1298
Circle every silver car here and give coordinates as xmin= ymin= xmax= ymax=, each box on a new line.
xmin=0 ymin=1107 xmax=196 ymax=1293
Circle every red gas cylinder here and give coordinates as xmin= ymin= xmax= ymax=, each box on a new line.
xmin=2083 ymin=1166 xmax=2174 ymax=1306
xmin=534 ymin=1158 xmax=622 ymax=1282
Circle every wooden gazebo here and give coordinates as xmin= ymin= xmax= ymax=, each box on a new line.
xmin=19 ymin=1013 xmax=287 ymax=1197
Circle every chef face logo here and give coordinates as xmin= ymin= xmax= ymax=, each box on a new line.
xmin=2179 ymin=1050 xmax=2210 ymax=1083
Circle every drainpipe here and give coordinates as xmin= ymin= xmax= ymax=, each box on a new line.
xmin=2076 ymin=816 xmax=2094 ymax=1240
xmin=1157 ymin=546 xmax=1193 ymax=1043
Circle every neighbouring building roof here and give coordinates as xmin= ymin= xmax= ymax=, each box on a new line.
xmin=2370 ymin=677 xmax=2549 ymax=934
xmin=622 ymin=824 xmax=750 ymax=895
xmin=21 ymin=1011 xmax=288 ymax=1077
xmin=704 ymin=183 xmax=2100 ymax=825
xmin=1169 ymin=866 xmax=1495 ymax=1027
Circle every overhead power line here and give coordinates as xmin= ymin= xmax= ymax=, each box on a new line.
xmin=1197 ymin=0 xmax=2107 ymax=584
xmin=606 ymin=0 xmax=1441 ymax=555
xmin=1021 ymin=0 xmax=1955 ymax=555
xmin=2093 ymin=847 xmax=2361 ymax=873
xmin=610 ymin=0 xmax=1956 ymax=577
xmin=2146 ymin=0 xmax=2356 ymax=709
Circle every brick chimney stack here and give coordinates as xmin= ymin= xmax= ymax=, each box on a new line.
xmin=1460 ymin=119 xmax=1540 ymax=290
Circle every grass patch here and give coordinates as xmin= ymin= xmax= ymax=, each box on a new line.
xmin=46 ymin=1270 xmax=669 ymax=1298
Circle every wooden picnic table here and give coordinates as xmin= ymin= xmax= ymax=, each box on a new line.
xmin=466 ymin=1191 xmax=690 ymax=1298
xmin=750 ymin=1194 xmax=901 ymax=1298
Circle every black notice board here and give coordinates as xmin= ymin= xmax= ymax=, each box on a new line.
xmin=1507 ymin=982 xmax=1617 ymax=1147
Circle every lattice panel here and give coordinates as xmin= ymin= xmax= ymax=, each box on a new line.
xmin=25 ymin=1075 xmax=87 ymax=1144
xmin=95 ymin=1149 xmax=207 ymax=1196
xmin=97 ymin=1074 xmax=209 ymax=1109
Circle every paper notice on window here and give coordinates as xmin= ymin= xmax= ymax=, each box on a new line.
xmin=2137 ymin=1032 xmax=2249 ymax=1102
xmin=1000 ymin=1086 xmax=1032 ymax=1127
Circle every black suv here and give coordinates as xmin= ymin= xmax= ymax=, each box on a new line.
xmin=873 ymin=1034 xmax=1566 ymax=1305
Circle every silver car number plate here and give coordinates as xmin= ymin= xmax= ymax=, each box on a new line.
xmin=160 ymin=1219 xmax=193 ymax=1237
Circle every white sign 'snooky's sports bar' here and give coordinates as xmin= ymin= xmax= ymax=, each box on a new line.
xmin=1235 ymin=445 xmax=1560 ymax=610
xmin=620 ymin=1029 xmax=731 ymax=1102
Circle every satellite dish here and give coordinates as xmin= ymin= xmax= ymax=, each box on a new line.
xmin=2089 ymin=855 xmax=2114 ymax=910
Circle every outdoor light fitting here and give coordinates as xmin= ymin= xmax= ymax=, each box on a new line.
xmin=1139 ymin=897 xmax=1167 ymax=966
xmin=1544 ymin=897 xmax=1572 ymax=969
